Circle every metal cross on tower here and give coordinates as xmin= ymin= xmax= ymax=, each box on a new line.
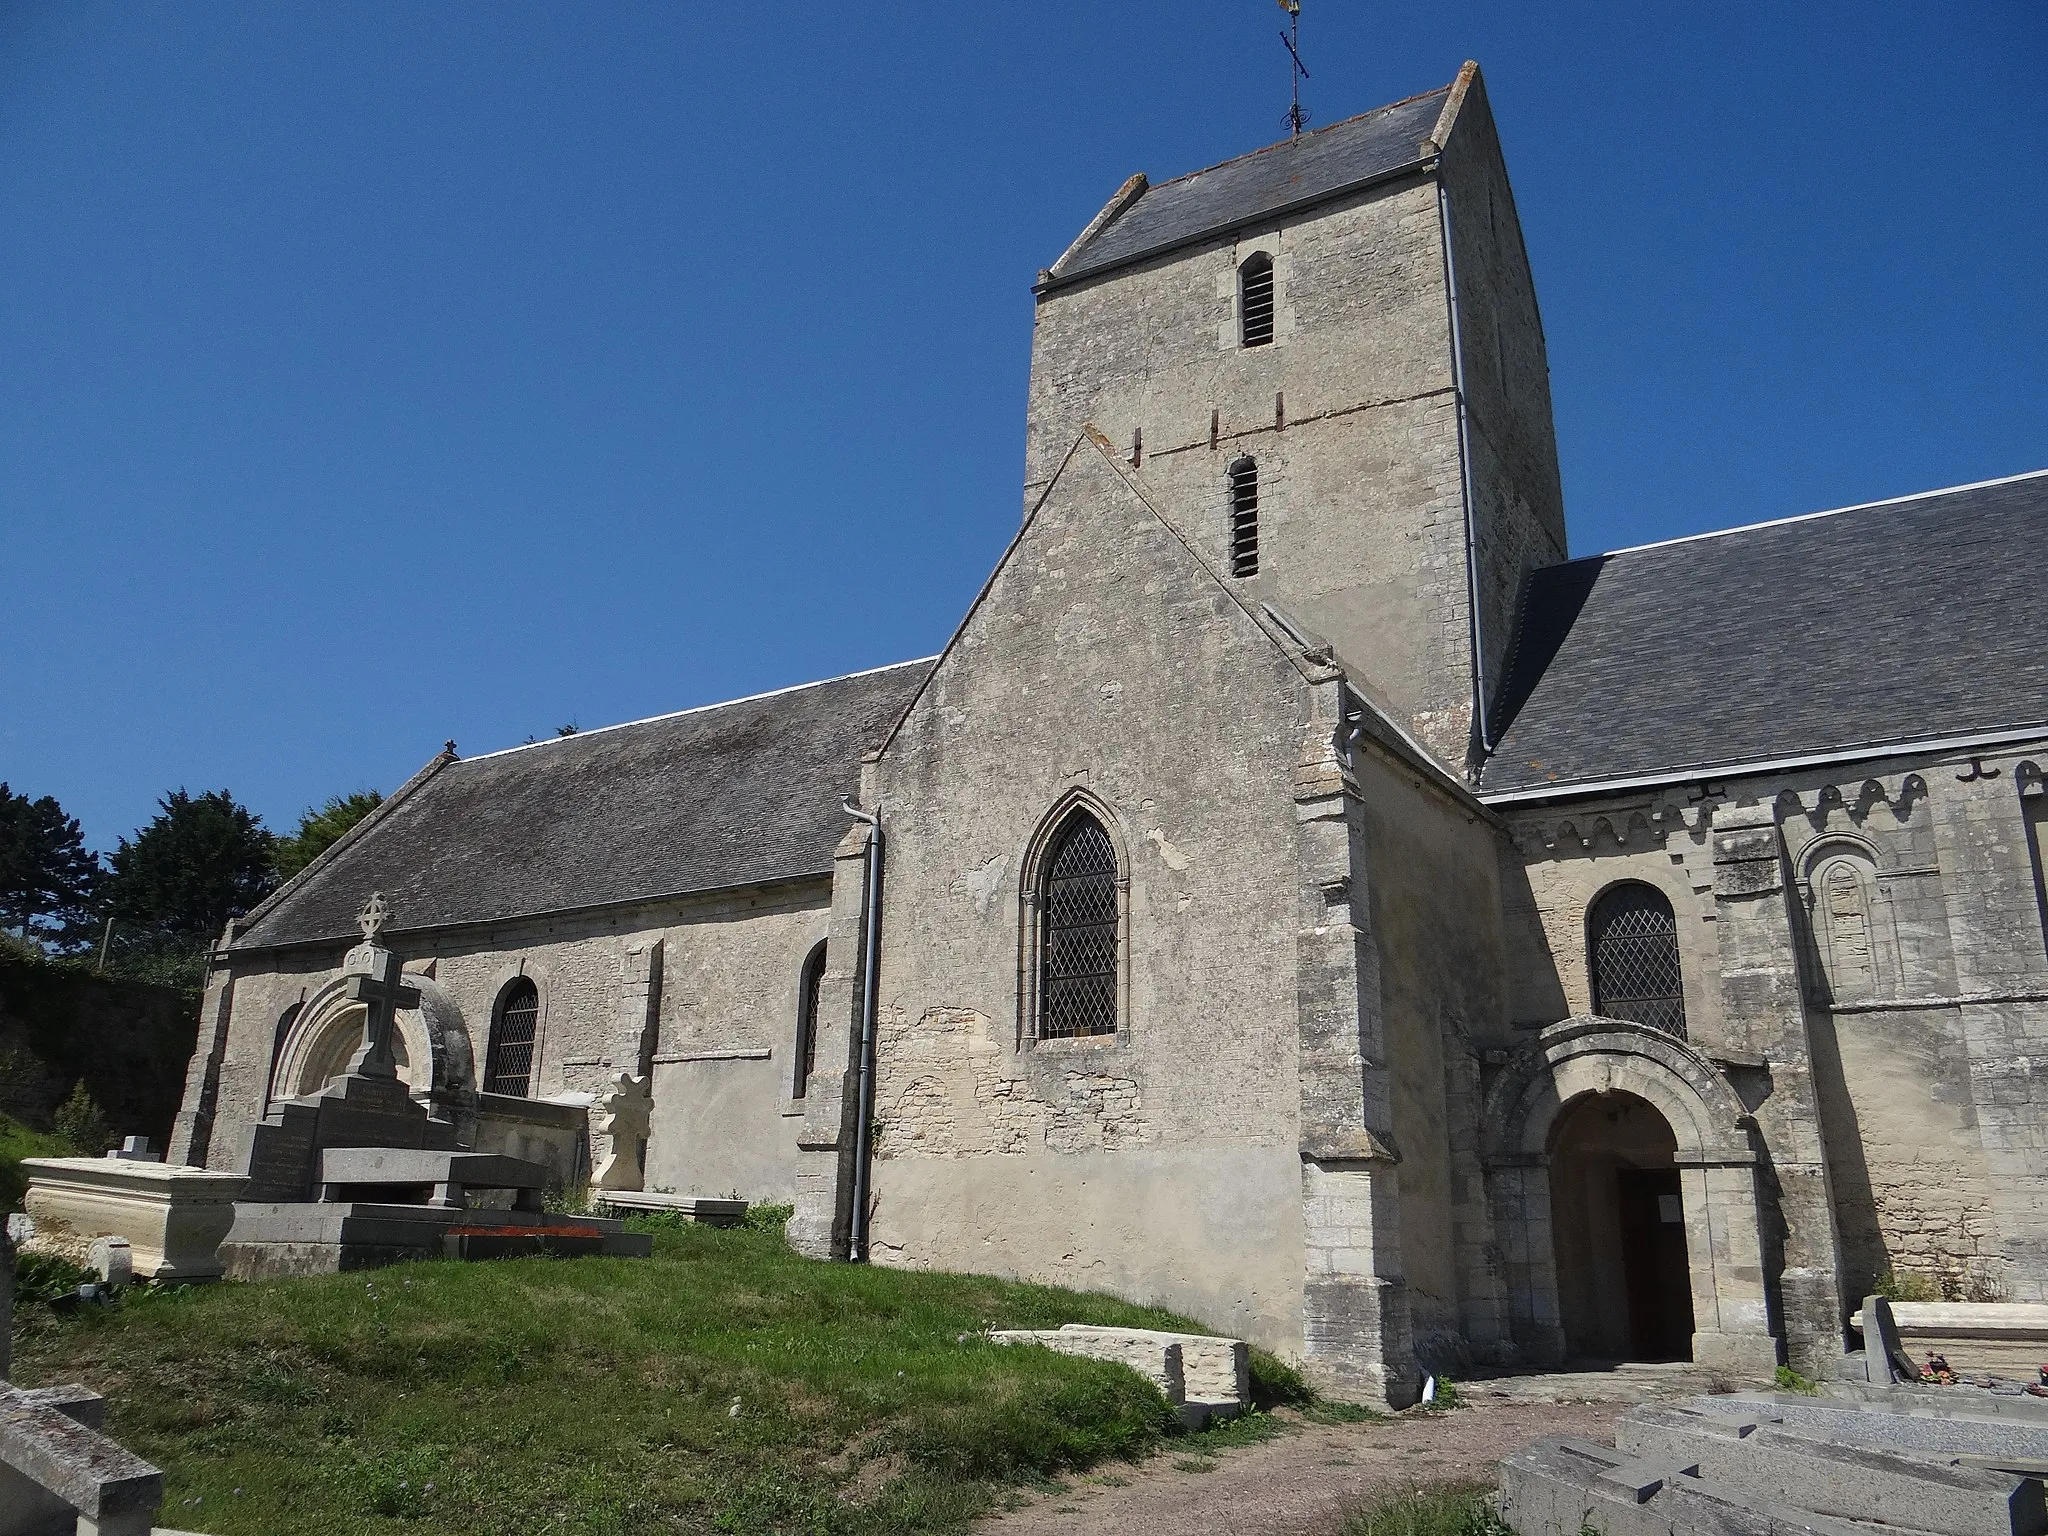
xmin=1277 ymin=0 xmax=1310 ymax=137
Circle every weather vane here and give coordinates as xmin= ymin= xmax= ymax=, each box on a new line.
xmin=1277 ymin=0 xmax=1310 ymax=137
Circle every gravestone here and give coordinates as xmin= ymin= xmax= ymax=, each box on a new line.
xmin=1862 ymin=1293 xmax=1925 ymax=1385
xmin=593 ymin=1072 xmax=652 ymax=1192
xmin=108 ymin=1136 xmax=160 ymax=1163
xmin=236 ymin=894 xmax=457 ymax=1202
xmin=219 ymin=893 xmax=652 ymax=1278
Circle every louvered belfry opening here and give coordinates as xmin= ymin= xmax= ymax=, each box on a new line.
xmin=485 ymin=978 xmax=540 ymax=1096
xmin=1039 ymin=812 xmax=1119 ymax=1039
xmin=1239 ymin=252 xmax=1275 ymax=347
xmin=793 ymin=942 xmax=826 ymax=1097
xmin=1228 ymin=457 xmax=1260 ymax=577
xmin=1589 ymin=884 xmax=1687 ymax=1037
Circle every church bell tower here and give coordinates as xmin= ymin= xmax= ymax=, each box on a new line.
xmin=1022 ymin=62 xmax=1566 ymax=774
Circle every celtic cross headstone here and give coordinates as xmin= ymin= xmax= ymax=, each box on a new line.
xmin=341 ymin=892 xmax=419 ymax=1082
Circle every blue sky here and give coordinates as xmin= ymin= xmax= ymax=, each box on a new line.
xmin=4 ymin=2 xmax=2043 ymax=853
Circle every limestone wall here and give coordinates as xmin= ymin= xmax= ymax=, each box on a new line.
xmin=186 ymin=881 xmax=832 ymax=1203
xmin=1346 ymin=747 xmax=1508 ymax=1367
xmin=1495 ymin=739 xmax=2048 ymax=1359
xmin=863 ymin=436 xmax=1311 ymax=1354
xmin=1435 ymin=68 xmax=1570 ymax=706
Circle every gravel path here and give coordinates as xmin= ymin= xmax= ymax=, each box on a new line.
xmin=980 ymin=1397 xmax=1627 ymax=1536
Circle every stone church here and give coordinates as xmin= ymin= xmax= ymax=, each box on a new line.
xmin=168 ymin=64 xmax=2048 ymax=1404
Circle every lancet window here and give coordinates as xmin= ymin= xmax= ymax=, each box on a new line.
xmin=793 ymin=941 xmax=826 ymax=1098
xmin=1038 ymin=811 xmax=1120 ymax=1039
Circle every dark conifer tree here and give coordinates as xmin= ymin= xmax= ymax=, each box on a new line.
xmin=0 ymin=784 xmax=99 ymax=946
xmin=101 ymin=790 xmax=277 ymax=957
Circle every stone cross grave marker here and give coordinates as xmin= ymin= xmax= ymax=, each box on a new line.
xmin=1862 ymin=1293 xmax=1923 ymax=1384
xmin=341 ymin=892 xmax=418 ymax=1081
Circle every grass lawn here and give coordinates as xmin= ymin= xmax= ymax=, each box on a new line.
xmin=1339 ymin=1485 xmax=1509 ymax=1536
xmin=12 ymin=1209 xmax=1308 ymax=1535
xmin=0 ymin=1109 xmax=79 ymax=1210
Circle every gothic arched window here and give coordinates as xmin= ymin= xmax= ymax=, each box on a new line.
xmin=1038 ymin=811 xmax=1120 ymax=1040
xmin=485 ymin=978 xmax=540 ymax=1097
xmin=793 ymin=941 xmax=827 ymax=1098
xmin=1588 ymin=883 xmax=1686 ymax=1037
xmin=1228 ymin=457 xmax=1260 ymax=577
xmin=1239 ymin=252 xmax=1275 ymax=348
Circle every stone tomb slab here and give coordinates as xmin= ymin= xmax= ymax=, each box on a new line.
xmin=1616 ymin=1401 xmax=2045 ymax=1536
xmin=238 ymin=1071 xmax=457 ymax=1204
xmin=220 ymin=1203 xmax=651 ymax=1280
xmin=988 ymin=1324 xmax=1250 ymax=1429
xmin=317 ymin=1147 xmax=549 ymax=1210
xmin=598 ymin=1190 xmax=748 ymax=1225
xmin=1704 ymin=1389 xmax=2048 ymax=1466
xmin=1500 ymin=1435 xmax=1887 ymax=1536
xmin=19 ymin=1157 xmax=246 ymax=1281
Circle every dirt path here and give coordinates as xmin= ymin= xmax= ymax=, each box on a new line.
xmin=980 ymin=1397 xmax=1625 ymax=1536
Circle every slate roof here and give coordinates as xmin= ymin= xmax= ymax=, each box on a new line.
xmin=1480 ymin=473 xmax=2048 ymax=799
xmin=234 ymin=659 xmax=935 ymax=950
xmin=1046 ymin=82 xmax=1452 ymax=288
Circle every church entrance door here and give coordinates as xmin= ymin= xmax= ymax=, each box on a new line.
xmin=1547 ymin=1089 xmax=1695 ymax=1363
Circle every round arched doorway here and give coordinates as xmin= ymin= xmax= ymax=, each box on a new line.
xmin=1548 ymin=1089 xmax=1695 ymax=1362
xmin=1479 ymin=1016 xmax=1780 ymax=1377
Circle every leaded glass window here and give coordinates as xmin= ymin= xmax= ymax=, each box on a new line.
xmin=793 ymin=941 xmax=826 ymax=1097
xmin=1039 ymin=812 xmax=1119 ymax=1039
xmin=1589 ymin=884 xmax=1686 ymax=1037
xmin=485 ymin=978 xmax=540 ymax=1096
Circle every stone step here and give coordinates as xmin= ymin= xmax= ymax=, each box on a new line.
xmin=988 ymin=1325 xmax=1250 ymax=1429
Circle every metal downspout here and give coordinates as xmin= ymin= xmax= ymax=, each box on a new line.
xmin=842 ymin=798 xmax=884 ymax=1262
xmin=1436 ymin=174 xmax=1492 ymax=756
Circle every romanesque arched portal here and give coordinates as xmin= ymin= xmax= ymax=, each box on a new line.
xmin=1480 ymin=1016 xmax=1780 ymax=1376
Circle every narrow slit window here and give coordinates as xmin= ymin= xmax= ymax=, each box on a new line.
xmin=1239 ymin=253 xmax=1275 ymax=347
xmin=793 ymin=941 xmax=826 ymax=1098
xmin=485 ymin=979 xmax=540 ymax=1097
xmin=1588 ymin=884 xmax=1687 ymax=1038
xmin=1228 ymin=457 xmax=1260 ymax=577
xmin=1038 ymin=812 xmax=1119 ymax=1039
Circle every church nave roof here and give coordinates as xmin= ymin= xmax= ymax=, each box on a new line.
xmin=234 ymin=658 xmax=935 ymax=950
xmin=1481 ymin=469 xmax=2048 ymax=800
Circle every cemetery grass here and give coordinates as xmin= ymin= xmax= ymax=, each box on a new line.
xmin=0 ymin=1109 xmax=78 ymax=1211
xmin=14 ymin=1209 xmax=1309 ymax=1535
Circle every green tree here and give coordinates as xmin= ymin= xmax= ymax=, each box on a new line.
xmin=0 ymin=785 xmax=99 ymax=946
xmin=101 ymin=790 xmax=277 ymax=956
xmin=51 ymin=1081 xmax=113 ymax=1154
xmin=273 ymin=790 xmax=383 ymax=881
